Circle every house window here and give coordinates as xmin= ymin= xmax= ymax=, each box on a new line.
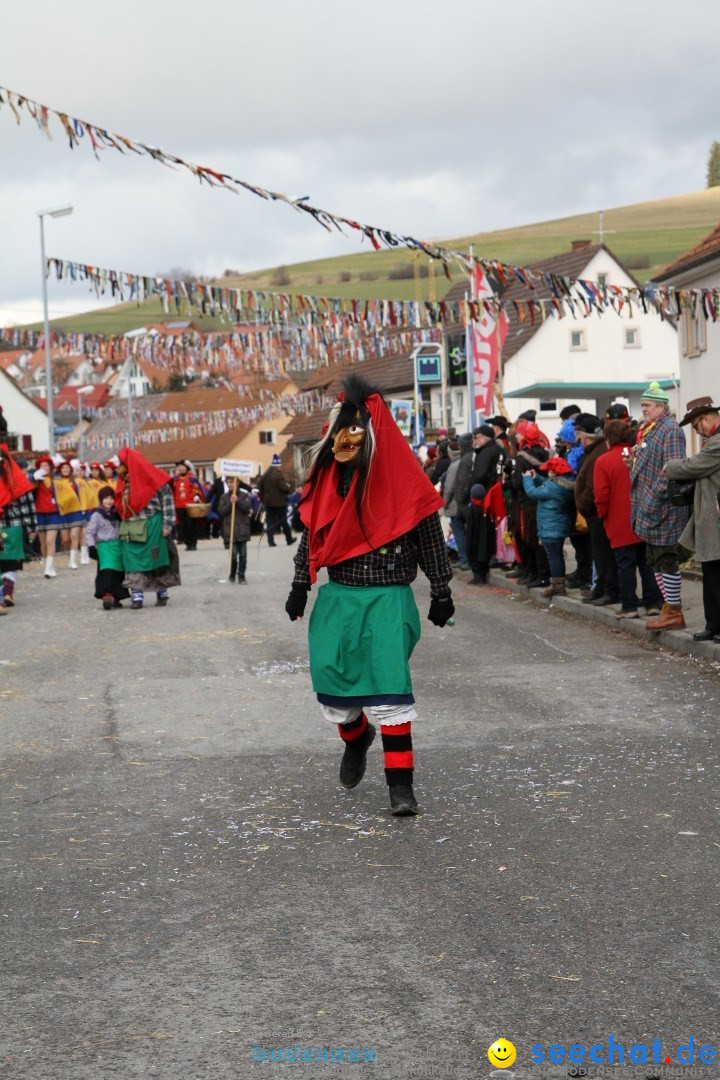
xmin=259 ymin=429 xmax=276 ymax=445
xmin=682 ymin=309 xmax=707 ymax=358
xmin=598 ymin=273 xmax=608 ymax=289
xmin=569 ymin=329 xmax=586 ymax=351
xmin=539 ymin=398 xmax=557 ymax=414
xmin=624 ymin=327 xmax=641 ymax=348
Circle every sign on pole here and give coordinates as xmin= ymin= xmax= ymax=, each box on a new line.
xmin=218 ymin=458 xmax=255 ymax=478
xmin=415 ymin=344 xmax=443 ymax=384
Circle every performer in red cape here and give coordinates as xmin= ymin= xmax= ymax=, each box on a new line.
xmin=285 ymin=373 xmax=454 ymax=816
xmin=114 ymin=447 xmax=180 ymax=610
xmin=0 ymin=445 xmax=36 ymax=612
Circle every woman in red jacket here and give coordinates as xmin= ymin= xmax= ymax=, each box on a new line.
xmin=593 ymin=420 xmax=663 ymax=619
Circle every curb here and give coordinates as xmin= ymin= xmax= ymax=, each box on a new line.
xmin=486 ymin=569 xmax=720 ymax=663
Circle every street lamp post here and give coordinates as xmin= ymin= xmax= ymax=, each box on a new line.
xmin=76 ymin=386 xmax=93 ymax=462
xmin=38 ymin=204 xmax=73 ymax=453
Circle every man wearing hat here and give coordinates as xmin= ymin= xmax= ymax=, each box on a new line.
xmin=259 ymin=454 xmax=296 ymax=547
xmin=447 ymin=433 xmax=474 ymax=569
xmin=605 ymin=402 xmax=630 ymax=422
xmin=171 ymin=460 xmax=204 ymax=551
xmin=574 ymin=413 xmax=619 ymax=605
xmin=471 ymin=424 xmax=502 ymax=490
xmin=665 ymin=397 xmax=720 ymax=641
xmin=630 ymin=382 xmax=689 ymax=630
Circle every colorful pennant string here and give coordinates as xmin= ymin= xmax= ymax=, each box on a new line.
xmin=2 ymin=84 xmax=715 ymax=310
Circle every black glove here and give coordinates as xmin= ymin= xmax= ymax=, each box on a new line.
xmin=428 ymin=594 xmax=455 ymax=627
xmin=88 ymin=545 xmax=98 ymax=562
xmin=285 ymin=585 xmax=309 ymax=621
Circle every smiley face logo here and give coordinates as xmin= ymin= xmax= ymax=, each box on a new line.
xmin=488 ymin=1039 xmax=516 ymax=1068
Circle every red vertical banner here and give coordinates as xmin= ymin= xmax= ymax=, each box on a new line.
xmin=470 ymin=265 xmax=508 ymax=420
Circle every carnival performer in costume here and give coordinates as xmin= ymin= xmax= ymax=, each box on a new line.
xmin=0 ymin=444 xmax=37 ymax=613
xmin=73 ymin=460 xmax=95 ymax=565
xmin=87 ymin=463 xmax=106 ymax=502
xmin=285 ymin=374 xmax=454 ymax=816
xmin=52 ymin=458 xmax=85 ymax=569
xmin=85 ymin=485 xmax=131 ymax=610
xmin=115 ymin=447 xmax=180 ymax=610
xmin=33 ymin=455 xmax=62 ymax=578
xmin=102 ymin=461 xmax=118 ymax=490
xmin=171 ymin=461 xmax=204 ymax=551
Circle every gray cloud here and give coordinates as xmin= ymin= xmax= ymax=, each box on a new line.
xmin=1 ymin=0 xmax=719 ymax=319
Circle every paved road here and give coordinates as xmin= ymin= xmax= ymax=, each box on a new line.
xmin=2 ymin=541 xmax=719 ymax=1079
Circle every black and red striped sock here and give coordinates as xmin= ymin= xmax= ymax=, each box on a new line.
xmin=381 ymin=722 xmax=414 ymax=786
xmin=338 ymin=712 xmax=368 ymax=742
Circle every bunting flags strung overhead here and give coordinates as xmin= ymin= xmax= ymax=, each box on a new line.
xmin=44 ymin=254 xmax=720 ymax=328
xmin=0 ymin=319 xmax=438 ymax=377
xmin=5 ymin=82 xmax=718 ymax=315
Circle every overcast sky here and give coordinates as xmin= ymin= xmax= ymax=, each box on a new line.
xmin=1 ymin=0 xmax=719 ymax=326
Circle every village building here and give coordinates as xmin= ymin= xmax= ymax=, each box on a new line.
xmin=443 ymin=241 xmax=680 ymax=439
xmin=0 ymin=367 xmax=52 ymax=452
xmin=653 ymin=222 xmax=720 ymax=451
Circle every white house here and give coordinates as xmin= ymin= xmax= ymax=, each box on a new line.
xmin=443 ymin=242 xmax=680 ymax=440
xmin=653 ymin=223 xmax=720 ymax=451
xmin=0 ymin=367 xmax=51 ymax=452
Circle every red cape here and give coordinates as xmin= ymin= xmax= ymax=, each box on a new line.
xmin=0 ymin=444 xmax=33 ymax=513
xmin=299 ymin=394 xmax=444 ymax=583
xmin=115 ymin=447 xmax=172 ymax=519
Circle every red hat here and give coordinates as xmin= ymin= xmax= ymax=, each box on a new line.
xmin=90 ymin=461 xmax=103 ymax=470
xmin=540 ymin=456 xmax=574 ymax=475
xmin=35 ymin=455 xmax=53 ymax=469
xmin=103 ymin=460 xmax=117 ymax=471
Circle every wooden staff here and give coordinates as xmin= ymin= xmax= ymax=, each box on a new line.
xmin=228 ymin=476 xmax=238 ymax=577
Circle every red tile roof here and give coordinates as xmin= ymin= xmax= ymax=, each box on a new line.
xmin=138 ymin=429 xmax=252 ymax=467
xmin=655 ymin=222 xmax=720 ymax=281
xmin=54 ymin=384 xmax=111 ymax=411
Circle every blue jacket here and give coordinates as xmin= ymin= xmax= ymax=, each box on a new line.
xmin=522 ymin=473 xmax=575 ymax=541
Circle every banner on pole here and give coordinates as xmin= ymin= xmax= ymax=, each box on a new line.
xmin=469 ymin=266 xmax=508 ymax=421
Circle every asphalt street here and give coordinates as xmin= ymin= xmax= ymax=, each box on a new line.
xmin=1 ymin=539 xmax=719 ymax=1080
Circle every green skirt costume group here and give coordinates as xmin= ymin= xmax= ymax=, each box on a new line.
xmin=97 ymin=514 xmax=169 ymax=574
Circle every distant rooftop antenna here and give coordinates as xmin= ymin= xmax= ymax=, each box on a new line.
xmin=593 ymin=210 xmax=617 ymax=245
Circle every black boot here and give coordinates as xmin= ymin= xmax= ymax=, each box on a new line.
xmin=389 ymin=783 xmax=419 ymax=816
xmin=339 ymin=721 xmax=376 ymax=789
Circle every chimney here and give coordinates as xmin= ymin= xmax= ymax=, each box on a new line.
xmin=571 ymin=239 xmax=592 ymax=251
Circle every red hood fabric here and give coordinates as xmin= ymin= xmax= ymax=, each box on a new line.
xmin=484 ymin=480 xmax=507 ymax=522
xmin=516 ymin=421 xmax=551 ymax=450
xmin=115 ymin=447 xmax=172 ymax=519
xmin=299 ymin=393 xmax=444 ymax=583
xmin=0 ymin=444 xmax=33 ymax=513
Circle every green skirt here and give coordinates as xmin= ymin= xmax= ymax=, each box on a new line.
xmin=308 ymin=581 xmax=420 ymax=700
xmin=97 ymin=539 xmax=125 ymax=572
xmin=118 ymin=513 xmax=169 ymax=573
xmin=0 ymin=525 xmax=25 ymax=562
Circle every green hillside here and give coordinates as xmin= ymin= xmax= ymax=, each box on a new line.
xmin=14 ymin=186 xmax=720 ymax=336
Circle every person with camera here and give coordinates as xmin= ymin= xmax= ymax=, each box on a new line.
xmin=664 ymin=397 xmax=720 ymax=642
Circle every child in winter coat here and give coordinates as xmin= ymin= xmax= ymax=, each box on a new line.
xmin=522 ymin=457 xmax=575 ymax=598
xmin=85 ymin=486 xmax=130 ymax=610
